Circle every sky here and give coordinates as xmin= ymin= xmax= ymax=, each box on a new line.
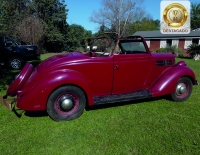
xmin=66 ymin=0 xmax=198 ymax=33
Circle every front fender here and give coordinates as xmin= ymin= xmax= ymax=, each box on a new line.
xmin=150 ymin=65 xmax=196 ymax=97
xmin=17 ymin=69 xmax=93 ymax=111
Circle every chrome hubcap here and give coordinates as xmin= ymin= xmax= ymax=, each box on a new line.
xmin=59 ymin=96 xmax=74 ymax=111
xmin=176 ymin=83 xmax=187 ymax=95
xmin=11 ymin=59 xmax=21 ymax=69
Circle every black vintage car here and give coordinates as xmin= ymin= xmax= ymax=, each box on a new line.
xmin=0 ymin=62 xmax=5 ymax=78
xmin=0 ymin=36 xmax=40 ymax=70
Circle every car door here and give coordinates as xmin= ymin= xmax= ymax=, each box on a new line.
xmin=112 ymin=40 xmax=152 ymax=94
xmin=2 ymin=37 xmax=17 ymax=59
xmin=0 ymin=36 xmax=3 ymax=63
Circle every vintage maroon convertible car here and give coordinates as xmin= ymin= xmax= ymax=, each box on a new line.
xmin=0 ymin=35 xmax=198 ymax=121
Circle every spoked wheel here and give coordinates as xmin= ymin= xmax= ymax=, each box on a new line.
xmin=47 ymin=86 xmax=86 ymax=121
xmin=9 ymin=57 xmax=24 ymax=70
xmin=171 ymin=77 xmax=193 ymax=102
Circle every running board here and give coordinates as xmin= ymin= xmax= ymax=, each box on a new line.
xmin=93 ymin=89 xmax=152 ymax=105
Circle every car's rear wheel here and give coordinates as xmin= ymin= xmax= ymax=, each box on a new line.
xmin=9 ymin=57 xmax=24 ymax=70
xmin=7 ymin=63 xmax=34 ymax=96
xmin=171 ymin=77 xmax=193 ymax=102
xmin=47 ymin=86 xmax=86 ymax=121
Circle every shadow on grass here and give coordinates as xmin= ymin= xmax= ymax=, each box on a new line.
xmin=24 ymin=110 xmax=48 ymax=117
xmin=9 ymin=95 xmax=170 ymax=120
xmin=178 ymin=56 xmax=191 ymax=59
xmin=11 ymin=108 xmax=48 ymax=118
xmin=86 ymin=95 xmax=170 ymax=111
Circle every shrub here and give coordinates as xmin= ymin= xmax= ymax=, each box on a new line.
xmin=187 ymin=44 xmax=200 ymax=58
xmin=156 ymin=45 xmax=184 ymax=57
xmin=175 ymin=47 xmax=184 ymax=57
xmin=156 ymin=48 xmax=166 ymax=53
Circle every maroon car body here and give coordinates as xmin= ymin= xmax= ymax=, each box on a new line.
xmin=0 ymin=35 xmax=198 ymax=121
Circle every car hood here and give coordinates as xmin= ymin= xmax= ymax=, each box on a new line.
xmin=15 ymin=45 xmax=38 ymax=50
xmin=151 ymin=52 xmax=175 ymax=60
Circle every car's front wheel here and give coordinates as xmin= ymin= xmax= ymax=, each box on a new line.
xmin=47 ymin=86 xmax=86 ymax=121
xmin=171 ymin=77 xmax=193 ymax=102
xmin=9 ymin=57 xmax=24 ymax=70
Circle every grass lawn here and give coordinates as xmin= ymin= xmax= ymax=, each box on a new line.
xmin=0 ymin=54 xmax=200 ymax=155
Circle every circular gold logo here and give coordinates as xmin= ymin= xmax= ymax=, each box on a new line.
xmin=163 ymin=3 xmax=188 ymax=27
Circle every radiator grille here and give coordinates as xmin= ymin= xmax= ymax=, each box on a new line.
xmin=156 ymin=60 xmax=173 ymax=66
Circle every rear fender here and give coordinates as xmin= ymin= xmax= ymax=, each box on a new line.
xmin=150 ymin=65 xmax=196 ymax=97
xmin=17 ymin=69 xmax=93 ymax=111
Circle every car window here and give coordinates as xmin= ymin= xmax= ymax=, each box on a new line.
xmin=4 ymin=37 xmax=19 ymax=47
xmin=120 ymin=41 xmax=147 ymax=54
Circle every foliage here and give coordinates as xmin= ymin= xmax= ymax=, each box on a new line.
xmin=0 ymin=0 xmax=93 ymax=53
xmin=32 ymin=0 xmax=68 ymax=52
xmin=0 ymin=55 xmax=200 ymax=155
xmin=16 ymin=16 xmax=45 ymax=45
xmin=0 ymin=0 xmax=31 ymax=36
xmin=65 ymin=24 xmax=92 ymax=52
xmin=156 ymin=45 xmax=184 ymax=57
xmin=90 ymin=0 xmax=147 ymax=35
xmin=175 ymin=47 xmax=185 ymax=57
xmin=187 ymin=44 xmax=200 ymax=58
xmin=127 ymin=18 xmax=160 ymax=35
xmin=156 ymin=48 xmax=166 ymax=53
xmin=191 ymin=3 xmax=200 ymax=30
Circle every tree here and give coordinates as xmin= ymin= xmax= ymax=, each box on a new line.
xmin=32 ymin=0 xmax=68 ymax=52
xmin=0 ymin=0 xmax=31 ymax=36
xmin=90 ymin=0 xmax=146 ymax=36
xmin=16 ymin=16 xmax=45 ymax=45
xmin=0 ymin=3 xmax=6 ymax=34
xmin=65 ymin=24 xmax=92 ymax=52
xmin=0 ymin=0 xmax=47 ymax=51
xmin=191 ymin=3 xmax=200 ymax=30
xmin=0 ymin=0 xmax=69 ymax=52
xmin=127 ymin=18 xmax=160 ymax=35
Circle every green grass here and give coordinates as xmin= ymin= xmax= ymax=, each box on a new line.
xmin=0 ymin=56 xmax=200 ymax=155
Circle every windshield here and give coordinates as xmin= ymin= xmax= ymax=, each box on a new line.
xmin=84 ymin=34 xmax=148 ymax=57
xmin=119 ymin=41 xmax=147 ymax=54
xmin=86 ymin=36 xmax=116 ymax=57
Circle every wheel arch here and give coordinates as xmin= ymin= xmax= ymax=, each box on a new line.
xmin=46 ymin=85 xmax=87 ymax=121
xmin=47 ymin=83 xmax=90 ymax=108
xmin=150 ymin=65 xmax=196 ymax=97
xmin=17 ymin=69 xmax=94 ymax=111
xmin=184 ymin=75 xmax=197 ymax=85
xmin=8 ymin=52 xmax=24 ymax=61
xmin=170 ymin=76 xmax=193 ymax=102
